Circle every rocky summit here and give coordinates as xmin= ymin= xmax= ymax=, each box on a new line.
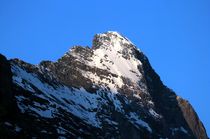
xmin=0 ymin=31 xmax=208 ymax=139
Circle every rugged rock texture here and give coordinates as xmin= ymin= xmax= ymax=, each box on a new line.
xmin=0 ymin=31 xmax=208 ymax=139
xmin=177 ymin=96 xmax=208 ymax=139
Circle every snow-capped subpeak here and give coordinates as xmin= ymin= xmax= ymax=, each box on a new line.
xmin=92 ymin=31 xmax=135 ymax=50
xmin=82 ymin=32 xmax=144 ymax=93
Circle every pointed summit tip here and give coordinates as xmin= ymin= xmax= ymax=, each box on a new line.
xmin=106 ymin=31 xmax=123 ymax=37
xmin=96 ymin=31 xmax=129 ymax=41
xmin=96 ymin=31 xmax=120 ymax=35
xmin=92 ymin=31 xmax=137 ymax=50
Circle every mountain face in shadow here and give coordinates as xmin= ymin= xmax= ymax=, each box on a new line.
xmin=0 ymin=31 xmax=208 ymax=139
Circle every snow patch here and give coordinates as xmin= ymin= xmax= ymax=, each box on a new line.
xmin=82 ymin=71 xmax=121 ymax=94
xmin=12 ymin=76 xmax=35 ymax=93
xmin=4 ymin=122 xmax=12 ymax=127
xmin=133 ymin=94 xmax=141 ymax=99
xmin=149 ymin=108 xmax=162 ymax=119
xmin=11 ymin=64 xmax=105 ymax=128
xmin=104 ymin=118 xmax=118 ymax=126
xmin=171 ymin=126 xmax=188 ymax=135
xmin=15 ymin=125 xmax=22 ymax=132
xmin=90 ymin=47 xmax=142 ymax=84
xmin=127 ymin=112 xmax=152 ymax=133
xmin=107 ymin=93 xmax=124 ymax=113
xmin=86 ymin=31 xmax=143 ymax=92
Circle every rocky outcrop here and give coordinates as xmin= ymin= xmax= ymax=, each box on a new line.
xmin=0 ymin=31 xmax=208 ymax=139
xmin=177 ymin=96 xmax=208 ymax=139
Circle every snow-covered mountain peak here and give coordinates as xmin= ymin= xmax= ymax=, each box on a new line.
xmin=62 ymin=32 xmax=144 ymax=92
xmin=92 ymin=31 xmax=136 ymax=51
xmin=74 ymin=32 xmax=144 ymax=93
xmin=1 ymin=30 xmax=208 ymax=138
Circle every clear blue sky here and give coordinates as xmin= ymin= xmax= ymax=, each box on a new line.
xmin=0 ymin=0 xmax=209 ymax=135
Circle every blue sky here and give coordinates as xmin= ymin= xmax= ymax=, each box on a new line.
xmin=0 ymin=0 xmax=209 ymax=135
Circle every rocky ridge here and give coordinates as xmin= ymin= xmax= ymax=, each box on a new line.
xmin=0 ymin=31 xmax=208 ymax=139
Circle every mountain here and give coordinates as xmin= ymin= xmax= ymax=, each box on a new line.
xmin=0 ymin=31 xmax=208 ymax=139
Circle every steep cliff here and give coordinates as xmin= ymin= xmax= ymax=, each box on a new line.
xmin=0 ymin=31 xmax=208 ymax=139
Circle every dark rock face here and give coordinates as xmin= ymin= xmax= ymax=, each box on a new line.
xmin=0 ymin=54 xmax=16 ymax=119
xmin=0 ymin=54 xmax=18 ymax=137
xmin=0 ymin=31 xmax=208 ymax=139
